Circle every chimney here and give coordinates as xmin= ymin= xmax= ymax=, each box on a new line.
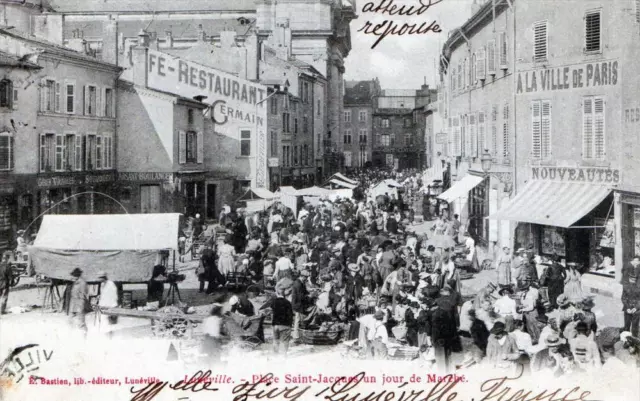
xmin=197 ymin=24 xmax=206 ymax=42
xmin=131 ymin=46 xmax=148 ymax=87
xmin=102 ymin=19 xmax=118 ymax=64
xmin=470 ymin=0 xmax=481 ymax=15
xmin=220 ymin=30 xmax=236 ymax=48
xmin=137 ymin=29 xmax=150 ymax=48
xmin=165 ymin=30 xmax=173 ymax=48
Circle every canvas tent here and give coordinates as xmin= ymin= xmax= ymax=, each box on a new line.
xmin=330 ymin=173 xmax=358 ymax=186
xmin=237 ymin=188 xmax=278 ymax=201
xmin=325 ymin=178 xmax=357 ymax=189
xmin=29 ymin=213 xmax=180 ymax=283
xmin=296 ymin=186 xmax=332 ymax=197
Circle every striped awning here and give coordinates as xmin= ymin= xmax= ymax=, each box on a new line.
xmin=488 ymin=180 xmax=612 ymax=228
xmin=437 ymin=174 xmax=485 ymax=203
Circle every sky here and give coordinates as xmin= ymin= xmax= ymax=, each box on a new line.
xmin=343 ymin=0 xmax=474 ymax=89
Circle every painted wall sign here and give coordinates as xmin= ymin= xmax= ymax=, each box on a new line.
xmin=118 ymin=172 xmax=173 ymax=182
xmin=531 ymin=166 xmax=620 ymax=184
xmin=146 ymin=49 xmax=269 ymax=188
xmin=516 ymin=61 xmax=618 ymax=94
xmin=37 ymin=173 xmax=116 ymax=188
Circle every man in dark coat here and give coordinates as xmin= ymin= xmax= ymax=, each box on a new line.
xmin=431 ymin=296 xmax=458 ymax=371
xmin=539 ymin=255 xmax=566 ymax=308
xmin=344 ymin=263 xmax=365 ymax=313
xmin=291 ymin=269 xmax=310 ymax=340
xmin=0 ymin=254 xmax=11 ymax=314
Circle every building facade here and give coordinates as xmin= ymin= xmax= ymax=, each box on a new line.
xmin=502 ymin=0 xmax=640 ymax=309
xmin=439 ymin=0 xmax=515 ymax=248
xmin=342 ymin=79 xmax=381 ymax=170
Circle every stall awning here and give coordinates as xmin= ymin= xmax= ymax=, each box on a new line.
xmin=326 ymin=178 xmax=357 ymax=189
xmin=237 ymin=188 xmax=278 ymax=201
xmin=488 ymin=180 xmax=612 ymax=228
xmin=33 ymin=213 xmax=181 ymax=251
xmin=331 ymin=173 xmax=358 ymax=185
xmin=437 ymin=175 xmax=484 ymax=203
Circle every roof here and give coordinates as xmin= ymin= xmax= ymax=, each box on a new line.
xmin=0 ymin=51 xmax=41 ymax=69
xmin=488 ymin=180 xmax=612 ymax=228
xmin=33 ymin=213 xmax=181 ymax=250
xmin=48 ymin=0 xmax=256 ymax=13
xmin=118 ymin=79 xmax=208 ymax=107
xmin=288 ymin=59 xmax=325 ymax=79
xmin=0 ymin=27 xmax=121 ymax=70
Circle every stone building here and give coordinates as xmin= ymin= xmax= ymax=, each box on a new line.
xmin=342 ymin=79 xmax=381 ymax=170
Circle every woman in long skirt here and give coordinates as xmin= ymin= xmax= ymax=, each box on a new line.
xmin=564 ymin=263 xmax=583 ymax=303
xmin=496 ymin=247 xmax=513 ymax=287
xmin=217 ymin=236 xmax=236 ymax=276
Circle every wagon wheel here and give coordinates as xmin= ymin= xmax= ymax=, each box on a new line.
xmin=152 ymin=316 xmax=191 ymax=338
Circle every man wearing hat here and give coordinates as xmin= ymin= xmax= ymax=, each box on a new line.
xmin=518 ymin=280 xmax=541 ymax=344
xmin=530 ymin=333 xmax=564 ymax=372
xmin=485 ymin=321 xmax=519 ymax=371
xmin=69 ymin=267 xmax=89 ymax=335
xmin=569 ymin=321 xmax=601 ymax=371
xmin=97 ymin=271 xmax=118 ymax=313
xmin=344 ymin=263 xmax=364 ymax=313
xmin=291 ymin=269 xmax=311 ymax=340
xmin=493 ymin=287 xmax=519 ymax=331
xmin=622 ymin=256 xmax=640 ymax=337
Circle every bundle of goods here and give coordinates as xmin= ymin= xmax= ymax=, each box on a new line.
xmin=386 ymin=342 xmax=420 ymax=360
xmin=300 ymin=321 xmax=345 ymax=345
xmin=356 ymin=294 xmax=378 ymax=315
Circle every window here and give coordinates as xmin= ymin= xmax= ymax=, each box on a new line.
xmin=498 ymin=32 xmax=508 ymax=69
xmin=41 ymin=79 xmax=60 ymax=112
xmin=390 ymin=133 xmax=396 ymax=146
xmin=343 ymin=151 xmax=352 ymax=167
xmin=359 ymin=129 xmax=367 ymax=143
xmin=343 ymin=129 xmax=352 ymax=144
xmin=461 ymin=115 xmax=467 ymax=157
xmin=64 ymin=134 xmax=75 ymax=170
xmin=86 ymin=134 xmax=97 ymax=170
xmin=0 ymin=133 xmax=13 ymax=170
xmin=469 ymin=114 xmax=477 ymax=158
xmin=40 ymin=134 xmax=55 ymax=172
xmin=405 ymin=134 xmax=412 ymax=146
xmin=381 ymin=135 xmax=390 ymax=146
xmin=478 ymin=112 xmax=486 ymax=153
xmin=487 ymin=40 xmax=496 ymax=75
xmin=303 ymin=82 xmax=310 ymax=103
xmin=270 ymin=97 xmax=278 ymax=114
xmin=294 ymin=117 xmax=298 ymax=134
xmin=282 ymin=112 xmax=290 ymax=133
xmin=83 ymin=85 xmax=98 ymax=116
xmin=65 ymin=82 xmax=75 ymax=114
xmin=104 ymin=88 xmax=114 ymax=117
xmin=491 ymin=105 xmax=498 ymax=156
xmin=451 ymin=68 xmax=456 ymax=92
xmin=185 ymin=131 xmax=197 ymax=163
xmin=582 ymin=96 xmax=605 ymax=160
xmin=381 ymin=118 xmax=390 ymax=128
xmin=303 ymin=144 xmax=309 ymax=165
xmin=531 ymin=100 xmax=552 ymax=159
xmin=477 ymin=47 xmax=486 ymax=80
xmin=457 ymin=63 xmax=462 ymax=89
xmin=502 ymin=104 xmax=510 ymax=160
xmin=240 ymin=130 xmax=251 ymax=156
xmin=293 ymin=146 xmax=299 ymax=165
xmin=0 ymin=80 xmax=12 ymax=108
xmin=282 ymin=146 xmax=287 ymax=166
xmin=344 ymin=110 xmax=351 ymax=122
xmin=453 ymin=117 xmax=461 ymax=156
xmin=404 ymin=117 xmax=412 ymax=128
xmin=270 ymin=131 xmax=278 ymax=155
xmin=103 ymin=135 xmax=113 ymax=169
xmin=585 ymin=10 xmax=601 ymax=53
xmin=317 ymin=99 xmax=321 ymax=116
xmin=471 ymin=54 xmax=477 ymax=84
xmin=303 ymin=116 xmax=308 ymax=134
xmin=533 ymin=21 xmax=548 ymax=62
xmin=96 ymin=135 xmax=102 ymax=169
xmin=187 ymin=109 xmax=194 ymax=125
xmin=75 ymin=134 xmax=82 ymax=171
xmin=359 ymin=110 xmax=367 ymax=122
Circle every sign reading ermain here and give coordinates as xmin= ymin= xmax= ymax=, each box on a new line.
xmin=146 ymin=49 xmax=269 ymax=188
xmin=532 ymin=166 xmax=620 ymax=184
xmin=517 ymin=60 xmax=618 ymax=94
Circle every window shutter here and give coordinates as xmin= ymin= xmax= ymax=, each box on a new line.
xmin=499 ymin=32 xmax=508 ymax=69
xmin=594 ymin=97 xmax=605 ymax=158
xmin=96 ymin=87 xmax=103 ymax=117
xmin=9 ymin=136 xmax=13 ymax=170
xmin=582 ymin=98 xmax=593 ymax=159
xmin=477 ymin=47 xmax=486 ymax=80
xmin=453 ymin=117 xmax=461 ymax=156
xmin=39 ymin=134 xmax=45 ymax=172
xmin=491 ymin=105 xmax=498 ymax=156
xmin=75 ymin=134 xmax=82 ymax=171
xmin=54 ymin=82 xmax=61 ymax=112
xmin=463 ymin=58 xmax=467 ymax=89
xmin=636 ymin=0 xmax=640 ymax=23
xmin=470 ymin=113 xmax=477 ymax=158
xmin=478 ymin=112 xmax=485 ymax=152
xmin=40 ymin=78 xmax=46 ymax=112
xmin=471 ymin=54 xmax=477 ymax=84
xmin=196 ymin=131 xmax=204 ymax=163
xmin=502 ymin=104 xmax=510 ymax=160
xmin=83 ymin=85 xmax=89 ymax=115
xmin=531 ymin=101 xmax=541 ymax=159
xmin=584 ymin=11 xmax=601 ymax=52
xmin=533 ymin=21 xmax=548 ymax=62
xmin=178 ymin=130 xmax=186 ymax=164
xmin=487 ymin=40 xmax=496 ymax=75
xmin=541 ymin=101 xmax=551 ymax=158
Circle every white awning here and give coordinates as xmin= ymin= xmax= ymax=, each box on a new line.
xmin=331 ymin=173 xmax=358 ymax=185
xmin=296 ymin=186 xmax=332 ymax=196
xmin=437 ymin=175 xmax=484 ymax=203
xmin=276 ymin=186 xmax=298 ymax=195
xmin=326 ymin=179 xmax=357 ymax=189
xmin=33 ymin=213 xmax=181 ymax=250
xmin=488 ymin=180 xmax=612 ymax=228
xmin=237 ymin=188 xmax=278 ymax=201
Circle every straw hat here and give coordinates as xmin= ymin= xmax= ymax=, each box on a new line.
xmin=347 ymin=263 xmax=359 ymax=272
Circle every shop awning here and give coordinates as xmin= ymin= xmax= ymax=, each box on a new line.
xmin=325 ymin=178 xmax=357 ymax=189
xmin=437 ymin=175 xmax=484 ymax=203
xmin=488 ymin=180 xmax=612 ymax=228
xmin=331 ymin=173 xmax=358 ymax=185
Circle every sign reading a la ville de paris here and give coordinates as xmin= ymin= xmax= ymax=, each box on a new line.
xmin=517 ymin=61 xmax=618 ymax=94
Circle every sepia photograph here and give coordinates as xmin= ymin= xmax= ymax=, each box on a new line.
xmin=0 ymin=0 xmax=639 ymax=400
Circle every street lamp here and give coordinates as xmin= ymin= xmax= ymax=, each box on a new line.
xmin=480 ymin=149 xmax=492 ymax=175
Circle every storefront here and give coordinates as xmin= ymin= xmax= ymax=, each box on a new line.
xmin=490 ymin=166 xmax=621 ymax=298
xmin=117 ymin=172 xmax=176 ymax=214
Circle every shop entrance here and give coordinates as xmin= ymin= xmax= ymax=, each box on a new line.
xmin=206 ymin=184 xmax=216 ymax=220
xmin=184 ymin=181 xmax=205 ymax=218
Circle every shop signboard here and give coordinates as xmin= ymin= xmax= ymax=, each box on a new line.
xmin=146 ymin=49 xmax=268 ymax=188
xmin=118 ymin=172 xmax=173 ymax=182
xmin=516 ymin=60 xmax=618 ymax=94
xmin=531 ymin=166 xmax=620 ymax=184
xmin=37 ymin=173 xmax=116 ymax=188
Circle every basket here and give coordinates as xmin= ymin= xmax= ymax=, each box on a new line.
xmin=299 ymin=328 xmax=342 ymax=345
xmin=388 ymin=346 xmax=420 ymax=360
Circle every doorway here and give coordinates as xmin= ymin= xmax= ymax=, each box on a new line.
xmin=140 ymin=185 xmax=161 ymax=213
xmin=206 ymin=184 xmax=217 ymax=220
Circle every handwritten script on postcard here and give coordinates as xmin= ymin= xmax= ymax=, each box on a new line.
xmin=129 ymin=370 xmax=593 ymax=401
xmin=357 ymin=0 xmax=443 ymax=49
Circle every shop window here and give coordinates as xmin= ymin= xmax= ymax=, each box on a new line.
xmin=0 ymin=79 xmax=12 ymax=108
xmin=240 ymin=130 xmax=251 ymax=156
xmin=0 ymin=133 xmax=13 ymax=171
